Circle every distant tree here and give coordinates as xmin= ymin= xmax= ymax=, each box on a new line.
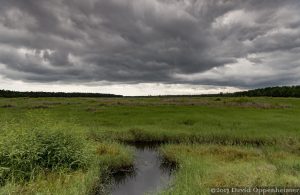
xmin=230 ymin=86 xmax=300 ymax=98
xmin=0 ymin=90 xmax=122 ymax=98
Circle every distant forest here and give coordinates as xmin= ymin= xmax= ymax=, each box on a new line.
xmin=155 ymin=86 xmax=300 ymax=98
xmin=0 ymin=90 xmax=122 ymax=98
xmin=1 ymin=86 xmax=300 ymax=98
xmin=231 ymin=86 xmax=300 ymax=97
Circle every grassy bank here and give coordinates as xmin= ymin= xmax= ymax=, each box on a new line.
xmin=0 ymin=97 xmax=299 ymax=194
xmin=0 ymin=126 xmax=134 ymax=195
xmin=160 ymin=144 xmax=300 ymax=195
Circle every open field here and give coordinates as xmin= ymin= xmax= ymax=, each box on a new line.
xmin=0 ymin=97 xmax=300 ymax=194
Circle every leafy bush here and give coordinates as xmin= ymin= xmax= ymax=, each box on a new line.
xmin=0 ymin=130 xmax=88 ymax=185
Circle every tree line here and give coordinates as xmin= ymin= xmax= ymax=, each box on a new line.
xmin=135 ymin=86 xmax=300 ymax=98
xmin=0 ymin=90 xmax=122 ymax=98
xmin=231 ymin=86 xmax=300 ymax=97
xmin=197 ymin=86 xmax=300 ymax=98
xmin=1 ymin=86 xmax=300 ymax=98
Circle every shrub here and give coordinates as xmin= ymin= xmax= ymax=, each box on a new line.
xmin=0 ymin=130 xmax=88 ymax=185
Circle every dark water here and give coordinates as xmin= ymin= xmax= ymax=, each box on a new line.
xmin=110 ymin=146 xmax=173 ymax=195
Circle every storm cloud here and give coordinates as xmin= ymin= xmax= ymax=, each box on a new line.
xmin=0 ymin=0 xmax=300 ymax=92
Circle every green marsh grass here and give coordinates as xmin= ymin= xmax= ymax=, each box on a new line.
xmin=0 ymin=97 xmax=299 ymax=194
xmin=0 ymin=129 xmax=89 ymax=185
xmin=160 ymin=144 xmax=300 ymax=195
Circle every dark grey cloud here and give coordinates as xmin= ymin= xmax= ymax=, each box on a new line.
xmin=0 ymin=0 xmax=300 ymax=88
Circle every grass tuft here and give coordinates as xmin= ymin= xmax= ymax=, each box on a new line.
xmin=0 ymin=130 xmax=88 ymax=186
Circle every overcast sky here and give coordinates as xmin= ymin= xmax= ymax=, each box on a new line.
xmin=0 ymin=0 xmax=299 ymax=96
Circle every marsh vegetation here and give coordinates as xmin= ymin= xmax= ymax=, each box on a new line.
xmin=0 ymin=97 xmax=299 ymax=194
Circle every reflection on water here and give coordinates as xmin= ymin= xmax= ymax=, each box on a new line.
xmin=110 ymin=146 xmax=173 ymax=195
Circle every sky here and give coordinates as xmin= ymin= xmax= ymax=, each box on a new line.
xmin=0 ymin=0 xmax=300 ymax=96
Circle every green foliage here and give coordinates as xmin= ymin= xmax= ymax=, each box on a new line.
xmin=233 ymin=86 xmax=300 ymax=97
xmin=0 ymin=96 xmax=300 ymax=194
xmin=0 ymin=130 xmax=88 ymax=185
xmin=160 ymin=144 xmax=300 ymax=195
xmin=0 ymin=89 xmax=121 ymax=98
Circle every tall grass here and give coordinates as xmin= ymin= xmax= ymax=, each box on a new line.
xmin=89 ymin=128 xmax=279 ymax=147
xmin=0 ymin=129 xmax=89 ymax=186
xmin=160 ymin=144 xmax=300 ymax=195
